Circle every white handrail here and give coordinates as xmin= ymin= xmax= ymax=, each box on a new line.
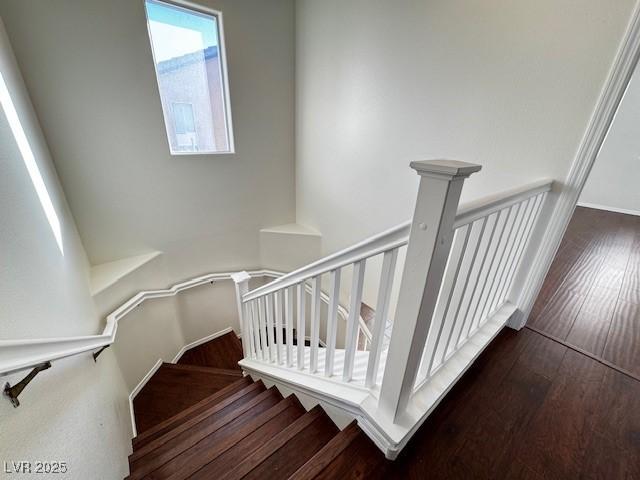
xmin=453 ymin=178 xmax=553 ymax=228
xmin=243 ymin=222 xmax=412 ymax=303
xmin=243 ymin=178 xmax=553 ymax=304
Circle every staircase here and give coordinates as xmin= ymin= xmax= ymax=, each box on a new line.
xmin=0 ymin=160 xmax=554 ymax=470
xmin=127 ymin=332 xmax=387 ymax=479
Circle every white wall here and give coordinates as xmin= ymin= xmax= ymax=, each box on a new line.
xmin=0 ymin=0 xmax=296 ymax=281
xmin=0 ymin=20 xmax=131 ymax=479
xmin=176 ymin=275 xmax=268 ymax=345
xmin=259 ymin=224 xmax=322 ymax=273
xmin=579 ymin=67 xmax=640 ymax=214
xmin=92 ymin=254 xmax=187 ymax=391
xmin=295 ymin=0 xmax=637 ymax=259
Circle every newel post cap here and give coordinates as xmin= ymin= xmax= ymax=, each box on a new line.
xmin=231 ymin=271 xmax=251 ymax=284
xmin=409 ymin=159 xmax=482 ymax=179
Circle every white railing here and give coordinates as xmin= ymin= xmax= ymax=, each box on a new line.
xmin=235 ymin=160 xmax=553 ymax=454
xmin=236 ymin=221 xmax=409 ymax=383
xmin=414 ymin=180 xmax=547 ymax=389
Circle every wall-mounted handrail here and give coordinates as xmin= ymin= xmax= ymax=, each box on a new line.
xmin=0 ymin=269 xmax=296 ymax=378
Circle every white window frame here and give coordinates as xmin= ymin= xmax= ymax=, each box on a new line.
xmin=143 ymin=0 xmax=235 ymax=155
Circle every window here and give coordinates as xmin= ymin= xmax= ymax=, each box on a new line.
xmin=144 ymin=0 xmax=233 ymax=154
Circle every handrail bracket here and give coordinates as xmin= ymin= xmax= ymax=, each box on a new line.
xmin=92 ymin=345 xmax=110 ymax=362
xmin=3 ymin=361 xmax=52 ymax=408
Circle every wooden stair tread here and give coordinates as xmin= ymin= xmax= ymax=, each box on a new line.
xmin=188 ymin=396 xmax=307 ymax=479
xmin=242 ymin=409 xmax=340 ymax=479
xmin=136 ymin=365 xmax=238 ymax=388
xmin=131 ymin=380 xmax=262 ymax=461
xmin=154 ymin=395 xmax=301 ymax=480
xmin=161 ymin=363 xmax=243 ymax=376
xmin=223 ymin=406 xmax=338 ymax=480
xmin=312 ymin=427 xmax=386 ymax=480
xmin=129 ymin=382 xmax=268 ymax=473
xmin=220 ymin=406 xmax=323 ymax=480
xmin=287 ymin=421 xmax=361 ymax=479
xmin=132 ymin=377 xmax=252 ymax=450
xmin=177 ymin=331 xmax=243 ymax=370
xmin=133 ymin=364 xmax=243 ymax=433
xmin=133 ymin=389 xmax=283 ymax=479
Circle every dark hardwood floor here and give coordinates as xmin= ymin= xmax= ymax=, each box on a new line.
xmin=383 ymin=327 xmax=640 ymax=479
xmin=528 ymin=206 xmax=640 ymax=378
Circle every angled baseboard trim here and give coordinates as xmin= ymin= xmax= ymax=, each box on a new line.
xmin=577 ymin=201 xmax=640 ymax=217
xmin=128 ymin=358 xmax=163 ymax=438
xmin=172 ymin=327 xmax=234 ymax=363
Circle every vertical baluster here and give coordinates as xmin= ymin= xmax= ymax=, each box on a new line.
xmin=251 ymin=300 xmax=262 ymax=360
xmin=365 ymin=249 xmax=398 ymax=388
xmin=458 ymin=212 xmax=500 ymax=345
xmin=325 ymin=268 xmax=341 ymax=377
xmin=244 ymin=302 xmax=255 ymax=359
xmin=443 ymin=217 xmax=487 ymax=358
xmin=467 ymin=207 xmax=511 ymax=335
xmin=425 ymin=224 xmax=472 ymax=376
xmin=309 ymin=276 xmax=322 ymax=373
xmin=343 ymin=260 xmax=366 ymax=382
xmin=258 ymin=297 xmax=268 ymax=361
xmin=501 ymin=193 xmax=546 ymax=302
xmin=266 ymin=294 xmax=275 ymax=362
xmin=487 ymin=198 xmax=533 ymax=317
xmin=297 ymin=282 xmax=306 ymax=370
xmin=285 ymin=286 xmax=294 ymax=367
xmin=274 ymin=290 xmax=283 ymax=365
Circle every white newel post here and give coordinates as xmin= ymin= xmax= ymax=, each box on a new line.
xmin=231 ymin=271 xmax=252 ymax=358
xmin=378 ymin=160 xmax=481 ymax=422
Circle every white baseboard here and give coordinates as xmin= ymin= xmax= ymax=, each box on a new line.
xmin=171 ymin=327 xmax=234 ymax=363
xmin=577 ymin=202 xmax=640 ymax=217
xmin=128 ymin=358 xmax=163 ymax=437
